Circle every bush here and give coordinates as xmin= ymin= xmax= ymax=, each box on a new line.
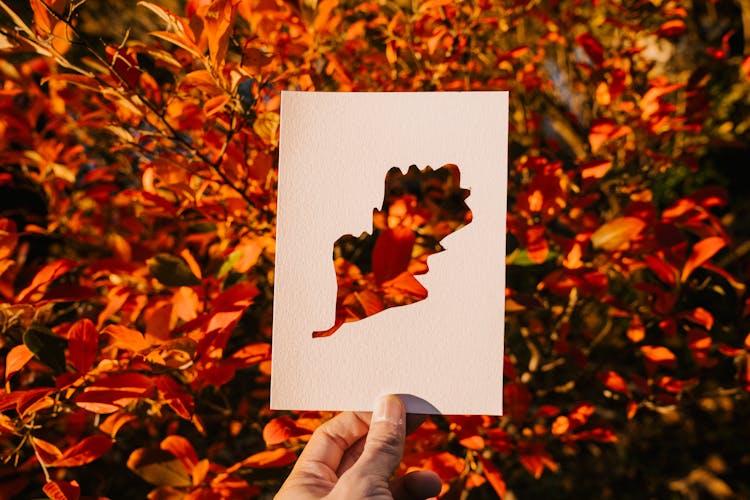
xmin=1 ymin=0 xmax=749 ymax=498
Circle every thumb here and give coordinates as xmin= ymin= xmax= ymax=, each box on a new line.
xmin=351 ymin=395 xmax=406 ymax=480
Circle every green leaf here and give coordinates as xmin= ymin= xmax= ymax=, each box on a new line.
xmin=23 ymin=326 xmax=67 ymax=375
xmin=217 ymin=248 xmax=242 ymax=278
xmin=508 ymin=249 xmax=559 ymax=266
xmin=147 ymin=254 xmax=201 ymax=287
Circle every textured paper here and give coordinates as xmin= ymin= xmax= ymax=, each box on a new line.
xmin=271 ymin=91 xmax=508 ymax=415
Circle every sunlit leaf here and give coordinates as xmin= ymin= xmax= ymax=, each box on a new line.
xmin=127 ymin=448 xmax=192 ymax=487
xmin=681 ymin=236 xmax=725 ymax=282
xmin=591 ymin=217 xmax=646 ymax=251
xmin=5 ymin=344 xmax=34 ymax=381
xmin=641 ymin=345 xmax=677 ymax=366
xmin=42 ymin=480 xmax=80 ymax=500
xmin=237 ymin=448 xmax=296 ymax=468
xmin=48 ymin=436 xmax=112 ymax=467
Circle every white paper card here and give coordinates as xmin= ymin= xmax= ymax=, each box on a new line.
xmin=271 ymin=91 xmax=508 ymax=415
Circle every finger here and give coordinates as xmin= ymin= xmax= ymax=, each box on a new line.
xmin=349 ymin=394 xmax=406 ymax=479
xmin=335 ymin=435 xmax=366 ymax=476
xmin=290 ymin=411 xmax=370 ymax=481
xmin=390 ymin=470 xmax=443 ymax=500
xmin=335 ymin=412 xmax=427 ymax=477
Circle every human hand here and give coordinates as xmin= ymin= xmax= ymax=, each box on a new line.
xmin=275 ymin=395 xmax=442 ymax=499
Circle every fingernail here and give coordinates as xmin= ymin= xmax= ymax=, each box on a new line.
xmin=373 ymin=394 xmax=403 ymax=425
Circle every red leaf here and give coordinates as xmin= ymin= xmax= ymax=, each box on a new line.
xmin=155 ymin=375 xmax=194 ymax=420
xmin=479 ymin=456 xmax=506 ymax=498
xmin=518 ymin=443 xmax=557 ymax=479
xmin=643 ymin=255 xmax=677 ymax=286
xmin=262 ymin=416 xmax=312 ymax=446
xmin=372 ymin=226 xmax=416 ymax=284
xmin=42 ymin=480 xmax=80 ymax=500
xmin=49 ymin=436 xmax=112 ymax=467
xmin=681 ymin=236 xmax=725 ymax=282
xmin=5 ymin=344 xmax=34 ymax=381
xmin=207 ymin=282 xmax=259 ymax=333
xmin=575 ymin=32 xmax=604 ymax=65
xmin=422 ymin=452 xmax=465 ymax=483
xmin=571 ymin=427 xmax=617 ymax=443
xmin=591 ymin=217 xmax=646 ymax=251
xmin=504 ymin=382 xmax=531 ymax=424
xmin=0 ymin=387 xmax=54 ymax=414
xmin=67 ymin=319 xmax=98 ymax=373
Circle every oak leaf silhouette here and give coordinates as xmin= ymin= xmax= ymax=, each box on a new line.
xmin=313 ymin=164 xmax=472 ymax=338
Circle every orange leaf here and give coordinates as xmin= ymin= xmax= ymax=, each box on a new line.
xmin=230 ymin=343 xmax=271 ymax=368
xmin=29 ymin=0 xmax=52 ymax=34
xmin=551 ymin=415 xmax=569 ymax=435
xmin=382 ymin=271 xmax=428 ymax=302
xmin=479 ymin=456 xmax=506 ymax=498
xmin=580 ymin=159 xmax=612 ymax=179
xmin=518 ymin=443 xmax=557 ymax=479
xmin=657 ymin=19 xmax=686 ymax=38
xmin=681 ymin=236 xmax=725 ymax=282
xmin=598 ymin=370 xmax=629 ymax=395
xmin=103 ymin=324 xmax=150 ymax=352
xmin=202 ymin=0 xmax=237 ymax=69
xmin=262 ymin=416 xmax=311 ymax=446
xmin=204 ymin=94 xmax=231 ymax=117
xmin=51 ymin=19 xmax=73 ymax=55
xmin=42 ymin=480 xmax=80 ymax=500
xmin=238 ymin=448 xmax=296 ymax=468
xmin=569 ymin=402 xmax=595 ymax=427
xmin=641 ymin=345 xmax=677 ymax=366
xmin=591 ymin=217 xmax=646 ymax=251
xmin=49 ymin=436 xmax=112 ymax=468
xmin=99 ymin=412 xmax=137 ymax=438
xmin=16 ymin=259 xmax=75 ymax=303
xmin=5 ymin=344 xmax=34 ymax=381
xmin=161 ymin=435 xmax=198 ymax=474
xmin=744 ymin=332 xmax=750 ymax=350
xmin=67 ymin=319 xmax=98 ymax=373
xmin=32 ymin=437 xmax=62 ymax=464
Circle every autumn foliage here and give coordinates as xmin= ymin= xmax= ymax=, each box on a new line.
xmin=313 ymin=164 xmax=472 ymax=337
xmin=1 ymin=0 xmax=750 ymax=498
